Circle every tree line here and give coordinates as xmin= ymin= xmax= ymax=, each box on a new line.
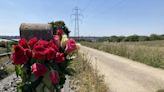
xmin=98 ymin=34 xmax=164 ymax=42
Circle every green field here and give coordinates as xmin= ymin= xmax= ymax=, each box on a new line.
xmin=81 ymin=40 xmax=164 ymax=69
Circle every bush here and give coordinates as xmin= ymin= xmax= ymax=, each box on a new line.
xmin=49 ymin=21 xmax=70 ymax=36
xmin=95 ymin=34 xmax=164 ymax=42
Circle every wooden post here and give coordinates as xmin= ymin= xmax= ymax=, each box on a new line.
xmin=20 ymin=23 xmax=53 ymax=41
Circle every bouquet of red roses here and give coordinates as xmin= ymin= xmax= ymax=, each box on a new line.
xmin=11 ymin=29 xmax=78 ymax=92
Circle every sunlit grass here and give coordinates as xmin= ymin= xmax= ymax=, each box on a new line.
xmin=69 ymin=53 xmax=109 ymax=92
xmin=81 ymin=41 xmax=164 ymax=69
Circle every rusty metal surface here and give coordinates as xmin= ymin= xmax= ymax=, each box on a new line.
xmin=20 ymin=23 xmax=53 ymax=41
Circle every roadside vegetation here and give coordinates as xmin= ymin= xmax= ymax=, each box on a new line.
xmin=69 ymin=53 xmax=109 ymax=92
xmin=157 ymin=89 xmax=164 ymax=92
xmin=0 ymin=56 xmax=15 ymax=80
xmin=79 ymin=34 xmax=164 ymax=42
xmin=81 ymin=41 xmax=164 ymax=69
xmin=0 ymin=41 xmax=16 ymax=80
xmin=98 ymin=34 xmax=164 ymax=42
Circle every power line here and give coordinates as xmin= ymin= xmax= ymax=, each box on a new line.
xmin=71 ymin=6 xmax=83 ymax=40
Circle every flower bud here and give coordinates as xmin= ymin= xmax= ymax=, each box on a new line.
xmin=32 ymin=63 xmax=47 ymax=77
xmin=49 ymin=70 xmax=59 ymax=85
xmin=65 ymin=39 xmax=76 ymax=53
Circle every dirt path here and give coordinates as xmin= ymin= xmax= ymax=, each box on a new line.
xmin=80 ymin=46 xmax=164 ymax=92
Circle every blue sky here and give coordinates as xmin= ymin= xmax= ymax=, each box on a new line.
xmin=0 ymin=0 xmax=164 ymax=36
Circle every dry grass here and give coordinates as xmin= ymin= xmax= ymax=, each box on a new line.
xmin=69 ymin=53 xmax=109 ymax=92
xmin=123 ymin=40 xmax=164 ymax=47
xmin=81 ymin=41 xmax=164 ymax=69
xmin=0 ymin=47 xmax=7 ymax=54
xmin=157 ymin=89 xmax=164 ymax=92
xmin=0 ymin=56 xmax=15 ymax=80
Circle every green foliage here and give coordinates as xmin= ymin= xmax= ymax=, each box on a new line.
xmin=109 ymin=36 xmax=121 ymax=42
xmin=138 ymin=36 xmax=150 ymax=41
xmin=64 ymin=68 xmax=76 ymax=76
xmin=150 ymin=34 xmax=161 ymax=40
xmin=95 ymin=34 xmax=164 ymax=42
xmin=123 ymin=35 xmax=139 ymax=41
xmin=49 ymin=21 xmax=70 ymax=36
xmin=15 ymin=65 xmax=23 ymax=77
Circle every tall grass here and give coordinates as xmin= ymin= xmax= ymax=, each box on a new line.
xmin=0 ymin=56 xmax=15 ymax=80
xmin=81 ymin=41 xmax=164 ymax=69
xmin=0 ymin=47 xmax=7 ymax=54
xmin=69 ymin=53 xmax=109 ymax=92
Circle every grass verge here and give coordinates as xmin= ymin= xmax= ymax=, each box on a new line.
xmin=0 ymin=56 xmax=15 ymax=80
xmin=69 ymin=53 xmax=109 ymax=92
xmin=81 ymin=41 xmax=164 ymax=69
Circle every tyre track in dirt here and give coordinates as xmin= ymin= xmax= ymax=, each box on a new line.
xmin=80 ymin=46 xmax=164 ymax=92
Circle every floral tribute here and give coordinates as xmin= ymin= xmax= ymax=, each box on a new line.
xmin=11 ymin=26 xmax=79 ymax=92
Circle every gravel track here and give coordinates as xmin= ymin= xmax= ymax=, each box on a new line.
xmin=80 ymin=46 xmax=164 ymax=92
xmin=0 ymin=73 xmax=73 ymax=92
xmin=0 ymin=73 xmax=20 ymax=92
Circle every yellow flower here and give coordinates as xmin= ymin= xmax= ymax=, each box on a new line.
xmin=61 ymin=34 xmax=68 ymax=48
xmin=76 ymin=43 xmax=81 ymax=50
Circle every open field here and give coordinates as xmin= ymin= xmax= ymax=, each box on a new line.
xmin=118 ymin=40 xmax=164 ymax=47
xmin=81 ymin=40 xmax=164 ymax=69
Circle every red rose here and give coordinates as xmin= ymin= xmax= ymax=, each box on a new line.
xmin=49 ymin=70 xmax=59 ymax=85
xmin=34 ymin=40 xmax=49 ymax=48
xmin=65 ymin=39 xmax=76 ymax=53
xmin=56 ymin=29 xmax=63 ymax=36
xmin=29 ymin=37 xmax=38 ymax=49
xmin=45 ymin=47 xmax=57 ymax=60
xmin=12 ymin=45 xmax=28 ymax=65
xmin=32 ymin=45 xmax=46 ymax=60
xmin=25 ymin=49 xmax=32 ymax=58
xmin=55 ymin=53 xmax=65 ymax=63
xmin=32 ymin=63 xmax=47 ymax=77
xmin=49 ymin=40 xmax=59 ymax=51
xmin=18 ymin=38 xmax=28 ymax=48
xmin=53 ymin=35 xmax=60 ymax=47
